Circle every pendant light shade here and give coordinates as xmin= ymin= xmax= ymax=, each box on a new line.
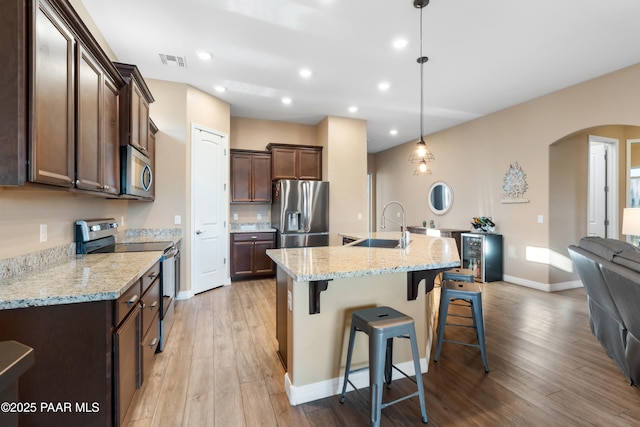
xmin=409 ymin=0 xmax=434 ymax=174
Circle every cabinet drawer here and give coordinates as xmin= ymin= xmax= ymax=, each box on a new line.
xmin=141 ymin=313 xmax=160 ymax=386
xmin=116 ymin=281 xmax=142 ymax=326
xmin=232 ymin=232 xmax=274 ymax=242
xmin=141 ymin=278 xmax=161 ymax=336
xmin=141 ymin=261 xmax=160 ymax=293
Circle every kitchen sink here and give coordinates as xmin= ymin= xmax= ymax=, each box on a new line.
xmin=350 ymin=238 xmax=407 ymax=248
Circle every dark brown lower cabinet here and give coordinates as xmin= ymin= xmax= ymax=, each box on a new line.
xmin=115 ymin=308 xmax=140 ymax=427
xmin=0 ymin=261 xmax=161 ymax=427
xmin=231 ymin=232 xmax=276 ymax=279
xmin=0 ymin=301 xmax=114 ymax=427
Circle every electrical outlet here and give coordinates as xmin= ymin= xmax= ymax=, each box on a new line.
xmin=257 ymin=213 xmax=262 ymax=220
xmin=39 ymin=224 xmax=47 ymax=243
xmin=537 ymin=215 xmax=544 ymax=224
xmin=397 ymin=212 xmax=401 ymax=218
xmin=174 ymin=215 xmax=181 ymax=225
xmin=357 ymin=213 xmax=362 ymax=220
xmin=233 ymin=213 xmax=238 ymax=221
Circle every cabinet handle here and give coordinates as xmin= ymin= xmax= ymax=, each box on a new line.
xmin=149 ymin=338 xmax=158 ymax=348
xmin=126 ymin=294 xmax=139 ymax=307
xmin=147 ymin=272 xmax=158 ymax=280
xmin=139 ymin=302 xmax=146 ymax=309
xmin=196 ymin=230 xmax=204 ymax=235
xmin=149 ymin=301 xmax=158 ymax=310
xmin=251 ymin=235 xmax=258 ymax=239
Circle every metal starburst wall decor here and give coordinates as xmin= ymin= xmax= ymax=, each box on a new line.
xmin=501 ymin=161 xmax=529 ymax=204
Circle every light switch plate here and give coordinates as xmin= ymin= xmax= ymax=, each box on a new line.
xmin=174 ymin=215 xmax=181 ymax=225
xmin=39 ymin=224 xmax=47 ymax=242
xmin=537 ymin=215 xmax=544 ymax=224
xmin=233 ymin=213 xmax=238 ymax=220
xmin=257 ymin=213 xmax=262 ymax=220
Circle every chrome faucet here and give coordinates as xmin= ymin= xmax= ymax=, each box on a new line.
xmin=381 ymin=201 xmax=411 ymax=248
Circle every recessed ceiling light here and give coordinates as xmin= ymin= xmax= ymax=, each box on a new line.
xmin=214 ymin=85 xmax=226 ymax=93
xmin=348 ymin=106 xmax=358 ymax=113
xmin=282 ymin=97 xmax=292 ymax=105
xmin=299 ymin=68 xmax=312 ymax=78
xmin=197 ymin=50 xmax=213 ymax=61
xmin=378 ymin=82 xmax=390 ymax=91
xmin=390 ymin=129 xmax=398 ymax=136
xmin=393 ymin=38 xmax=408 ymax=49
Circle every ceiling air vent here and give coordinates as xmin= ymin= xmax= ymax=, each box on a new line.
xmin=159 ymin=54 xmax=187 ymax=68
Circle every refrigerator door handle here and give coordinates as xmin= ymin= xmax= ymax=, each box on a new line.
xmin=302 ymin=181 xmax=311 ymax=232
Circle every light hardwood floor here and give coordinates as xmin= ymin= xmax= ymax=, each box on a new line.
xmin=126 ymin=279 xmax=640 ymax=426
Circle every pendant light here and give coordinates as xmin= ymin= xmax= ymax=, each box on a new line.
xmin=409 ymin=0 xmax=434 ymax=175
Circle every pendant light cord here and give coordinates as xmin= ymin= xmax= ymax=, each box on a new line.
xmin=419 ymin=6 xmax=424 ymax=139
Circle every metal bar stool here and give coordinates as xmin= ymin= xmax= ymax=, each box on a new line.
xmin=340 ymin=306 xmax=427 ymax=427
xmin=434 ymin=280 xmax=489 ymax=372
xmin=442 ymin=268 xmax=475 ymax=283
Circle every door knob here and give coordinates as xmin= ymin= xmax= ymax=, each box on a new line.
xmin=196 ymin=230 xmax=204 ymax=235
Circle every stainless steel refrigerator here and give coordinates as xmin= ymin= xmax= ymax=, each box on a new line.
xmin=271 ymin=180 xmax=330 ymax=248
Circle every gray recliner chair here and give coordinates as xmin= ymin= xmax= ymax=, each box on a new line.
xmin=568 ymin=237 xmax=640 ymax=387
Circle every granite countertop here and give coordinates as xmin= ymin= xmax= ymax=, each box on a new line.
xmin=266 ymin=231 xmax=460 ymax=282
xmin=0 ymin=252 xmax=163 ymax=310
xmin=0 ymin=228 xmax=183 ymax=311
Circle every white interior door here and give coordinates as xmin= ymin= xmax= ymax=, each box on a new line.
xmin=192 ymin=125 xmax=228 ymax=294
xmin=587 ymin=136 xmax=618 ymax=238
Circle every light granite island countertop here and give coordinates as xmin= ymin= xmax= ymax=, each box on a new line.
xmin=266 ymin=231 xmax=460 ymax=406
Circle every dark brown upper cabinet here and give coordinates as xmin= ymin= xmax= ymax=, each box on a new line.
xmin=76 ymin=42 xmax=121 ymax=195
xmin=266 ymin=143 xmax=322 ymax=181
xmin=230 ymin=150 xmax=272 ymax=203
xmin=0 ymin=0 xmax=125 ymax=195
xmin=30 ymin=0 xmax=76 ymax=187
xmin=114 ymin=63 xmax=155 ymax=156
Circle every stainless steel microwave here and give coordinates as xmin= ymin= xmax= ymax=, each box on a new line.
xmin=121 ymin=145 xmax=153 ymax=198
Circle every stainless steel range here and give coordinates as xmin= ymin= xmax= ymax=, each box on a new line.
xmin=75 ymin=218 xmax=178 ymax=352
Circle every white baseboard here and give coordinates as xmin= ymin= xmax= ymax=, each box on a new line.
xmin=284 ymin=358 xmax=428 ymax=406
xmin=176 ymin=289 xmax=194 ymax=300
xmin=176 ymin=278 xmax=231 ymax=300
xmin=502 ymin=275 xmax=583 ymax=292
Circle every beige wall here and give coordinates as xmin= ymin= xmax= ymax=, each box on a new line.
xmin=230 ymin=117 xmax=317 ymax=150
xmin=320 ymin=116 xmax=369 ymax=245
xmin=0 ymin=187 xmax=128 ymax=259
xmin=375 ymin=64 xmax=640 ymax=288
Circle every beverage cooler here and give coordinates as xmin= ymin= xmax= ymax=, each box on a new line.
xmin=461 ymin=233 xmax=503 ymax=282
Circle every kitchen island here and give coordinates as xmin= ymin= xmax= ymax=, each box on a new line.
xmin=266 ymin=232 xmax=460 ymax=405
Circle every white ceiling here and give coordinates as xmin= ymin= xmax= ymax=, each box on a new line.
xmin=81 ymin=0 xmax=640 ymax=153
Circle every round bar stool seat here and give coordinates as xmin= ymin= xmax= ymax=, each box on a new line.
xmin=340 ymin=306 xmax=427 ymax=427
xmin=442 ymin=268 xmax=475 ymax=283
xmin=434 ymin=280 xmax=489 ymax=372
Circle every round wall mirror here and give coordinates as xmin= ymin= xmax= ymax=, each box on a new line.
xmin=428 ymin=181 xmax=453 ymax=215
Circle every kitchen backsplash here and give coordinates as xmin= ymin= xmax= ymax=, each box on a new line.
xmin=0 ymin=244 xmax=75 ymax=282
xmin=0 ymin=227 xmax=182 ymax=282
xmin=230 ymin=204 xmax=271 ymax=225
